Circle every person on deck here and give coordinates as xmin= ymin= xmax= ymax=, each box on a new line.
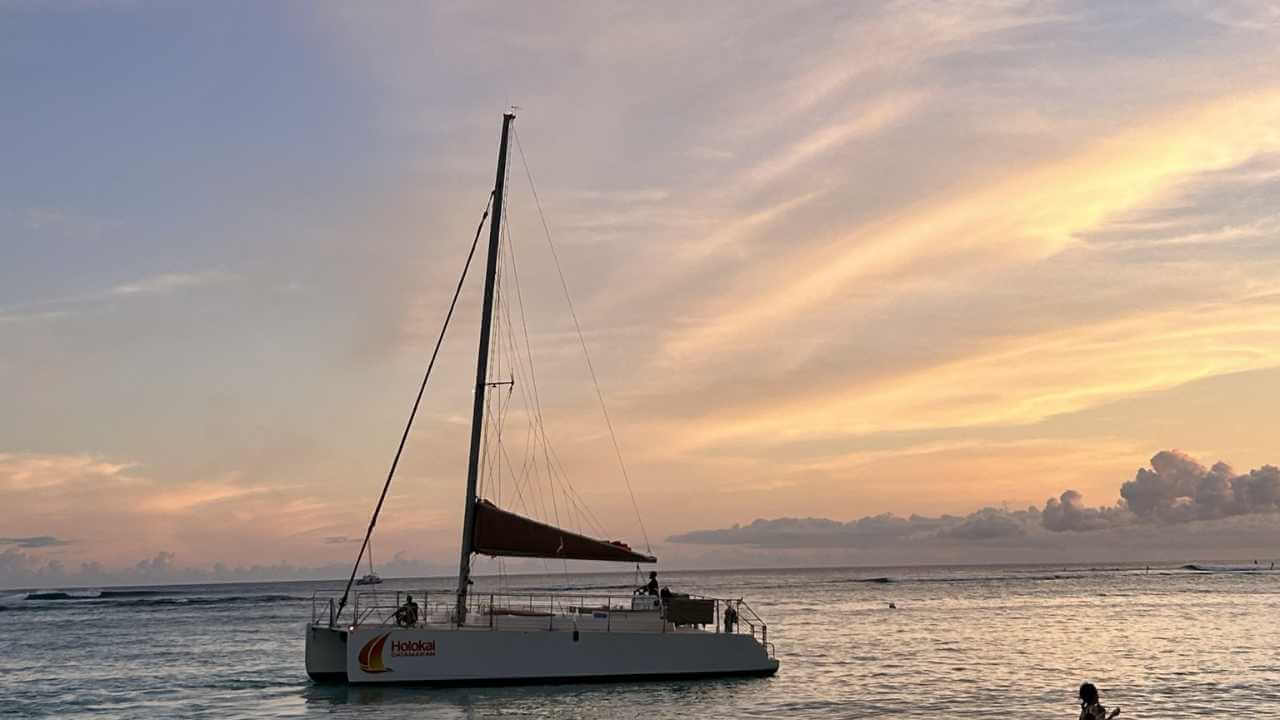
xmin=1078 ymin=682 xmax=1120 ymax=720
xmin=396 ymin=594 xmax=420 ymax=628
xmin=642 ymin=571 xmax=659 ymax=596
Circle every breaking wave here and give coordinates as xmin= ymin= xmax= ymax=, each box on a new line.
xmin=1182 ymin=563 xmax=1273 ymax=573
xmin=24 ymin=589 xmax=168 ymax=601
xmin=6 ymin=592 xmax=301 ymax=611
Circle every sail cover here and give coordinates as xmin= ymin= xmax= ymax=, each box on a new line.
xmin=471 ymin=499 xmax=656 ymax=563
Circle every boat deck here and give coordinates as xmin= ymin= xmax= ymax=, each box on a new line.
xmin=312 ymin=590 xmax=772 ymax=652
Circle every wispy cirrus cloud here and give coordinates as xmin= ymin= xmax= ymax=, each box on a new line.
xmin=673 ymin=293 xmax=1280 ymax=450
xmin=109 ymin=271 xmax=230 ymax=297
xmin=661 ymin=89 xmax=1280 ymax=365
xmin=0 ymin=270 xmax=234 ymax=325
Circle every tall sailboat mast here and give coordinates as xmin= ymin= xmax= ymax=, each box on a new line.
xmin=305 ymin=113 xmax=778 ymax=687
xmin=456 ymin=111 xmax=515 ymax=624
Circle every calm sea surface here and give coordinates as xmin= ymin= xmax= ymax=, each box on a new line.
xmin=2 ymin=564 xmax=1278 ymax=718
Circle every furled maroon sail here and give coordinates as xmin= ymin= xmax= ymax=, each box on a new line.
xmin=471 ymin=499 xmax=656 ymax=563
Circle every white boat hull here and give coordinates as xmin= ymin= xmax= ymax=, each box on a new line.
xmin=306 ymin=624 xmax=778 ymax=685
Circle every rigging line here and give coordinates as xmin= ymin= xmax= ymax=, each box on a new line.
xmin=497 ymin=212 xmax=551 ymax=525
xmin=478 ymin=224 xmax=505 ymax=501
xmin=496 ymin=251 xmax=534 ymax=494
xmin=502 ymin=297 xmax=542 ymax=517
xmin=497 ymin=430 xmax=534 ymax=518
xmin=501 ymin=182 xmax=593 ymax=540
xmin=499 ymin=219 xmax=550 ymax=527
xmin=480 ymin=207 xmax=513 ymax=503
xmin=501 ymin=285 xmax=607 ymax=542
xmin=482 ymin=374 xmax=513 ymax=503
xmin=545 ymin=444 xmax=609 ymax=538
xmin=512 ymin=127 xmax=652 ymax=553
xmin=336 ymin=190 xmax=493 ymax=617
xmin=502 ymin=184 xmax=563 ymax=535
xmin=496 ymin=387 xmax=515 ymax=507
xmin=546 ymin=443 xmax=608 ymax=534
xmin=506 ymin=292 xmax=549 ymax=515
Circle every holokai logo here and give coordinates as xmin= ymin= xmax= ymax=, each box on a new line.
xmin=392 ymin=639 xmax=436 ymax=657
xmin=357 ymin=633 xmax=392 ymax=673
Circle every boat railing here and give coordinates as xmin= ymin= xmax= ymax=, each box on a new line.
xmin=732 ymin=598 xmax=771 ymax=652
xmin=310 ymin=592 xmax=337 ymax=626
xmin=313 ymin=589 xmax=772 ymax=649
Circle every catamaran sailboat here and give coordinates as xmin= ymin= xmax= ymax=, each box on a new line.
xmin=305 ymin=112 xmax=778 ymax=685
xmin=354 ymin=541 xmax=382 ymax=586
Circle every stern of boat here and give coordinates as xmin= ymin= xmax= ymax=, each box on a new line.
xmin=306 ymin=623 xmax=348 ymax=683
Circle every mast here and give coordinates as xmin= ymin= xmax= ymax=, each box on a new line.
xmin=456 ymin=111 xmax=515 ymax=624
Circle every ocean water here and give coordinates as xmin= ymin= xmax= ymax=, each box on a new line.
xmin=2 ymin=563 xmax=1278 ymax=718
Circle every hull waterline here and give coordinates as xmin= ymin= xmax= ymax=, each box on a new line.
xmin=306 ymin=624 xmax=778 ymax=686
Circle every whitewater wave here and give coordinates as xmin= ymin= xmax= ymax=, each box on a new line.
xmin=1182 ymin=563 xmax=1274 ymax=573
xmin=24 ymin=589 xmax=170 ymax=601
xmin=742 ymin=571 xmax=1121 ymax=591
xmin=8 ymin=592 xmax=302 ymax=611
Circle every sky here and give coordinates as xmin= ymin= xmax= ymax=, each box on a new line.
xmin=3 ymin=0 xmax=1280 ymax=588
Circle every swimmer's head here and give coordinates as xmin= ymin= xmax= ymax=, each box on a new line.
xmin=1079 ymin=683 xmax=1099 ymax=704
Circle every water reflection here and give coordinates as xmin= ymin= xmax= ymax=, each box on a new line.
xmin=299 ymin=675 xmax=771 ymax=719
xmin=9 ymin=566 xmax=1280 ymax=719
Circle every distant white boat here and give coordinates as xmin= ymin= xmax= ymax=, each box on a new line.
xmin=355 ymin=541 xmax=383 ymax=585
xmin=305 ymin=112 xmax=778 ymax=685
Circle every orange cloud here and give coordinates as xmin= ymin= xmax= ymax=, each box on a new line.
xmin=662 ymin=89 xmax=1280 ymax=363
xmin=675 ymin=295 xmax=1280 ymax=450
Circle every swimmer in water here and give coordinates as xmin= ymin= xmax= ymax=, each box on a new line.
xmin=1078 ymin=682 xmax=1120 ymax=720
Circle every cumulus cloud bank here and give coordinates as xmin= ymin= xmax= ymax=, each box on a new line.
xmin=1121 ymin=450 xmax=1280 ymax=522
xmin=670 ymin=450 xmax=1280 ymax=547
xmin=1041 ymin=490 xmax=1131 ymax=532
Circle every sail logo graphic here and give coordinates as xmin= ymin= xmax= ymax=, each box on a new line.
xmin=357 ymin=633 xmax=393 ymax=673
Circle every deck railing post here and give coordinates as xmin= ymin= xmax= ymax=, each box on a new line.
xmin=328 ymin=597 xmax=336 ymax=627
xmin=489 ymin=594 xmax=494 ymax=629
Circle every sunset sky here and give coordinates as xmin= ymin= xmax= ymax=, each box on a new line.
xmin=4 ymin=1 xmax=1280 ymax=587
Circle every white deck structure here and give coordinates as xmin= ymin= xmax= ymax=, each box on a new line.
xmin=307 ymin=590 xmax=778 ymax=684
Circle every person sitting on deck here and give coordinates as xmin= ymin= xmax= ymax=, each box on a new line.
xmin=395 ymin=595 xmax=419 ymax=628
xmin=641 ymin=571 xmax=659 ymax=596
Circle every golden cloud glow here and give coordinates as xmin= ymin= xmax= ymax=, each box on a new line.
xmin=679 ymin=296 xmax=1280 ymax=449
xmin=663 ymin=89 xmax=1280 ymax=363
